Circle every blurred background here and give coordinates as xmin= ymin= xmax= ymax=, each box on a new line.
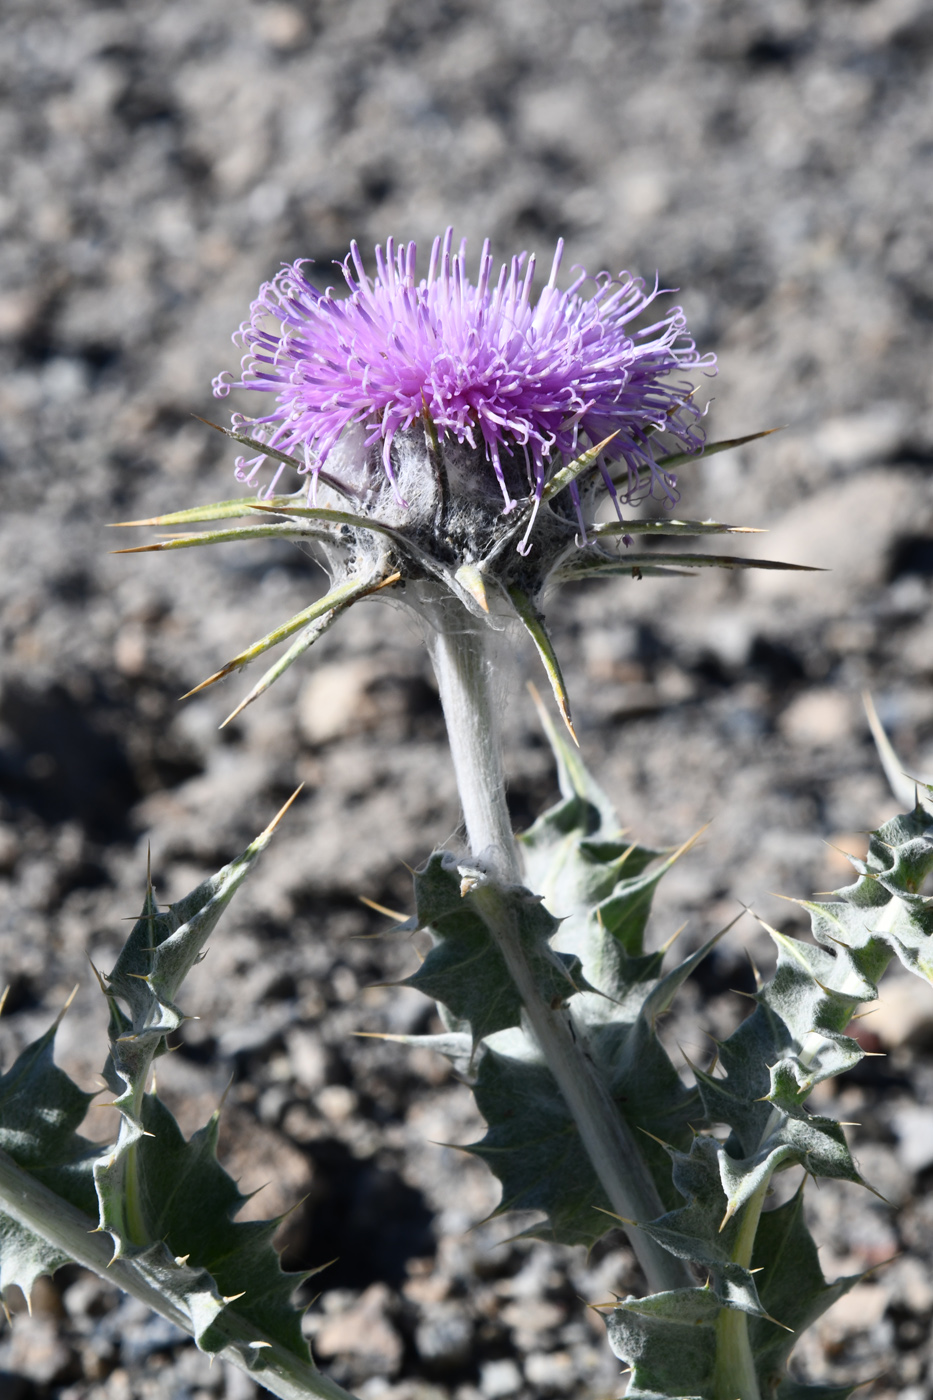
xmin=1 ymin=1 xmax=933 ymax=1397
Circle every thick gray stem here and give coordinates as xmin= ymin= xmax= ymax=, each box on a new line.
xmin=425 ymin=609 xmax=693 ymax=1294
xmin=424 ymin=609 xmax=519 ymax=880
xmin=0 ymin=1148 xmax=358 ymax=1400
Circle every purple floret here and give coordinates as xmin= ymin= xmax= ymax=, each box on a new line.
xmin=213 ymin=229 xmax=714 ymax=525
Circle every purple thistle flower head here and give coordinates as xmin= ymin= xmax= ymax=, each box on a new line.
xmin=213 ymin=229 xmax=714 ymax=544
xmin=118 ymin=233 xmax=796 ymax=735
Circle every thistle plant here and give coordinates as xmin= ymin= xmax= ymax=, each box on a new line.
xmin=0 ymin=229 xmax=926 ymax=1400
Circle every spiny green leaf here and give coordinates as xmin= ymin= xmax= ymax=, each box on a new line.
xmin=0 ymin=1014 xmax=99 ymax=1302
xmin=466 ymin=992 xmax=699 ymax=1249
xmin=555 ymin=560 xmax=702 ymax=581
xmin=604 ymin=1285 xmax=718 ymax=1399
xmin=750 ymin=1187 xmax=861 ymax=1394
xmin=403 ymin=709 xmax=708 ymax=1249
xmin=522 ymin=682 xmax=620 ymax=834
xmin=467 ymin=1040 xmax=612 ymax=1248
xmin=636 ymin=1138 xmax=766 ymax=1316
xmin=133 ymin=1095 xmax=310 ymax=1356
xmin=519 ymin=697 xmax=666 ymax=1002
xmin=248 ymin=500 xmax=400 ymax=540
xmin=97 ymin=800 xmax=301 ymax=1258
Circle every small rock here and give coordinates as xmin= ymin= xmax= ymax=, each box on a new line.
xmin=813 ymin=404 xmax=908 ymax=468
xmin=818 ymin=1282 xmax=888 ymax=1342
xmin=884 ymin=1257 xmax=933 ymax=1315
xmin=478 ymin=1358 xmax=523 ymax=1398
xmin=745 ymin=470 xmax=915 ymax=609
xmin=286 ymin=1027 xmax=328 ymax=1092
xmin=500 ymin=1296 xmax=565 ymax=1345
xmin=867 ymin=975 xmax=933 ymax=1050
xmin=414 ymin=1302 xmax=473 ymax=1368
xmin=315 ymin=1084 xmax=359 ymax=1122
xmin=314 ymin=1284 xmax=403 ymax=1379
xmin=62 ymin=1271 xmax=117 ymax=1322
xmin=256 ymin=3 xmax=308 ymax=49
xmin=779 ymin=688 xmax=853 ymax=746
xmin=3 ymin=1314 xmax=74 ymax=1384
xmin=298 ymin=660 xmax=379 ymax=745
xmin=892 ymin=1105 xmax=933 ymax=1174
xmin=524 ymin=1350 xmax=577 ymax=1393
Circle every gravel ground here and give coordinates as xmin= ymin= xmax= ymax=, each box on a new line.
xmin=2 ymin=1 xmax=933 ymax=1396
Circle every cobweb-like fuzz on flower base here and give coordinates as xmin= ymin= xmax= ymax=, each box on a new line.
xmin=114 ymin=231 xmax=810 ymax=737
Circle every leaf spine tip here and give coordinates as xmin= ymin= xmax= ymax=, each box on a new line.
xmin=635 ymin=1125 xmax=672 ymax=1150
xmin=593 ymin=1206 xmax=638 ymax=1227
xmin=358 ymin=894 xmax=409 ymax=921
xmin=180 ymin=667 xmax=228 ymax=701
xmin=352 ymin=1029 xmax=413 ymax=1042
xmin=255 ymin=784 xmax=305 ymax=843
xmin=49 ymin=982 xmax=81 ymax=1029
xmin=763 ymin=1311 xmax=795 ymax=1332
xmin=659 ymin=920 xmax=689 ymax=953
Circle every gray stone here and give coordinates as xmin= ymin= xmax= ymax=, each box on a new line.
xmin=479 ymin=1358 xmax=523 ymax=1399
xmin=414 ymin=1303 xmax=473 ymax=1369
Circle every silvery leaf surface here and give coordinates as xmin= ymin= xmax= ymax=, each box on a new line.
xmin=605 ymin=1186 xmax=859 ymax=1400
xmin=91 ymin=829 xmax=319 ymax=1370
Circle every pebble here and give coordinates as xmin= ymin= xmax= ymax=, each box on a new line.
xmin=414 ymin=1303 xmax=473 ymax=1369
xmin=478 ymin=1358 xmax=523 ymax=1398
xmin=314 ymin=1284 xmax=403 ymax=1379
xmin=891 ymin=1104 xmax=933 ymax=1174
xmin=523 ymin=1350 xmax=577 ymax=1393
xmin=817 ymin=1283 xmax=888 ymax=1343
xmin=867 ymin=975 xmax=933 ymax=1051
xmin=298 ymin=660 xmax=379 ymax=746
xmin=779 ymin=688 xmax=854 ymax=746
xmin=0 ymin=1315 xmax=73 ymax=1385
xmin=745 ymin=470 xmax=915 ymax=610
